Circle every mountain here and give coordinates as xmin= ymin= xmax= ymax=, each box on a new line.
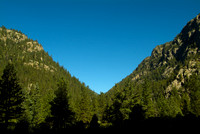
xmin=130 ymin=13 xmax=200 ymax=88
xmin=0 ymin=26 xmax=99 ymax=127
xmin=104 ymin=13 xmax=200 ymax=121
xmin=1 ymin=13 xmax=200 ymax=131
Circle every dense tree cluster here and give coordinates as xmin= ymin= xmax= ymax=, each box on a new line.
xmin=0 ymin=63 xmax=199 ymax=133
xmin=0 ymin=26 xmax=101 ymax=132
xmin=101 ymin=73 xmax=200 ymax=128
xmin=0 ymin=63 xmax=23 ymax=130
xmin=0 ymin=23 xmax=200 ymax=133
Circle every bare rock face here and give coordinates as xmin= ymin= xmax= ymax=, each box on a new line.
xmin=26 ymin=41 xmax=43 ymax=52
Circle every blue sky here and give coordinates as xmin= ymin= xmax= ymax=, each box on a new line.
xmin=1 ymin=0 xmax=200 ymax=93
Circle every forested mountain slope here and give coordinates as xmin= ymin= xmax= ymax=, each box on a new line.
xmin=0 ymin=26 xmax=99 ymax=128
xmin=104 ymin=13 xmax=200 ymax=123
xmin=1 ymin=13 xmax=200 ymax=132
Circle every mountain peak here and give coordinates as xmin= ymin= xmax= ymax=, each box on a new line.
xmin=0 ymin=26 xmax=27 ymax=45
xmin=109 ymin=13 xmax=200 ymax=99
xmin=106 ymin=13 xmax=200 ymax=121
xmin=0 ymin=25 xmax=98 ymax=127
xmin=0 ymin=26 xmax=43 ymax=52
xmin=176 ymin=13 xmax=200 ymax=47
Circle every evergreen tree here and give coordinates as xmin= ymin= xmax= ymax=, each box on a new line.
xmin=78 ymin=86 xmax=93 ymax=124
xmin=23 ymin=83 xmax=50 ymax=129
xmin=107 ymin=91 xmax=125 ymax=127
xmin=185 ymin=74 xmax=200 ymax=116
xmin=89 ymin=114 xmax=100 ymax=129
xmin=0 ymin=63 xmax=23 ymax=129
xmin=181 ymin=92 xmax=191 ymax=115
xmin=142 ymin=80 xmax=158 ymax=118
xmin=50 ymin=78 xmax=75 ymax=130
xmin=97 ymin=92 xmax=107 ymax=121
xmin=128 ymin=104 xmax=145 ymax=122
xmin=168 ymin=88 xmax=182 ymax=117
xmin=102 ymin=104 xmax=113 ymax=126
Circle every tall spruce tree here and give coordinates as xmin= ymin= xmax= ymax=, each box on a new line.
xmin=142 ymin=80 xmax=157 ymax=118
xmin=185 ymin=74 xmax=200 ymax=116
xmin=0 ymin=63 xmax=23 ymax=129
xmin=23 ymin=84 xmax=46 ymax=128
xmin=78 ymin=86 xmax=93 ymax=124
xmin=50 ymin=78 xmax=74 ymax=130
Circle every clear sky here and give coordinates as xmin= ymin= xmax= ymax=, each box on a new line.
xmin=1 ymin=0 xmax=200 ymax=93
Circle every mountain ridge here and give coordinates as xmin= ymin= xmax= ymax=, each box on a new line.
xmin=108 ymin=13 xmax=200 ymax=94
xmin=104 ymin=13 xmax=200 ymax=121
xmin=0 ymin=26 xmax=99 ymax=127
xmin=0 ymin=13 xmax=200 ymax=130
xmin=134 ymin=13 xmax=200 ymax=79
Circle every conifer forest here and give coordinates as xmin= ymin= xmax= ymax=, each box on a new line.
xmin=0 ymin=14 xmax=200 ymax=133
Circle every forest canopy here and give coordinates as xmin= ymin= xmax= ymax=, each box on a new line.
xmin=1 ymin=12 xmax=200 ymax=133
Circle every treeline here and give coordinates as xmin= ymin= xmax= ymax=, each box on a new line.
xmin=0 ymin=63 xmax=106 ymax=133
xmin=0 ymin=26 xmax=106 ymax=132
xmin=101 ymin=70 xmax=200 ymax=130
xmin=0 ymin=63 xmax=200 ymax=133
xmin=1 ymin=26 xmax=200 ymax=133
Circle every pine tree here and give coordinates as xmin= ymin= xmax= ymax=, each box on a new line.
xmin=78 ymin=86 xmax=93 ymax=124
xmin=107 ymin=90 xmax=125 ymax=127
xmin=142 ymin=80 xmax=157 ymax=118
xmin=23 ymin=83 xmax=48 ymax=128
xmin=89 ymin=114 xmax=99 ymax=129
xmin=185 ymin=74 xmax=200 ymax=116
xmin=0 ymin=63 xmax=23 ymax=129
xmin=127 ymin=104 xmax=145 ymax=124
xmin=50 ymin=78 xmax=75 ymax=130
xmin=97 ymin=92 xmax=107 ymax=120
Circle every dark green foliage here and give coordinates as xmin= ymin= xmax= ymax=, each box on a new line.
xmin=23 ymin=83 xmax=51 ymax=129
xmin=50 ymin=78 xmax=75 ymax=129
xmin=125 ymin=104 xmax=146 ymax=127
xmin=77 ymin=85 xmax=93 ymax=125
xmin=0 ymin=26 xmax=98 ymax=130
xmin=1 ymin=13 xmax=200 ymax=132
xmin=107 ymin=92 xmax=125 ymax=127
xmin=89 ymin=114 xmax=100 ymax=129
xmin=97 ymin=92 xmax=107 ymax=121
xmin=185 ymin=74 xmax=200 ymax=116
xmin=0 ymin=63 xmax=23 ymax=129
xmin=103 ymin=71 xmax=200 ymax=126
